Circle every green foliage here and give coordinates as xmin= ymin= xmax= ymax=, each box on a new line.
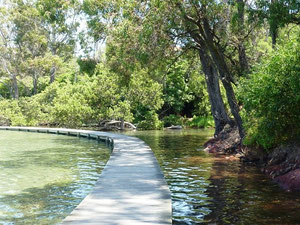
xmin=238 ymin=35 xmax=300 ymax=149
xmin=0 ymin=99 xmax=26 ymax=126
xmin=77 ymin=58 xmax=98 ymax=75
xmin=45 ymin=78 xmax=95 ymax=127
xmin=162 ymin=114 xmax=185 ymax=127
xmin=18 ymin=97 xmax=47 ymax=126
xmin=164 ymin=60 xmax=194 ymax=113
xmin=127 ymin=68 xmax=164 ymax=112
xmin=187 ymin=116 xmax=215 ymax=129
xmin=187 ymin=68 xmax=211 ymax=117
xmin=106 ymin=100 xmax=133 ymax=123
xmin=137 ymin=111 xmax=164 ymax=130
xmin=251 ymin=0 xmax=300 ymax=33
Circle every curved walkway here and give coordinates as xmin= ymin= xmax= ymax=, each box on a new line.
xmin=0 ymin=127 xmax=172 ymax=225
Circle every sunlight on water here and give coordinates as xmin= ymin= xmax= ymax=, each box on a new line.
xmin=0 ymin=130 xmax=110 ymax=225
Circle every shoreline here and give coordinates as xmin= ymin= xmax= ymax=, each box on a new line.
xmin=203 ymin=125 xmax=300 ymax=192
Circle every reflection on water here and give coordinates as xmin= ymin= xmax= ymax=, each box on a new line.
xmin=0 ymin=130 xmax=110 ymax=225
xmin=123 ymin=129 xmax=300 ymax=225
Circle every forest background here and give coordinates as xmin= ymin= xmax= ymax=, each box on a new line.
xmin=0 ymin=0 xmax=299 ymax=153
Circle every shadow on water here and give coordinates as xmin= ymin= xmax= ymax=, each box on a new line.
xmin=0 ymin=181 xmax=80 ymax=225
xmin=123 ymin=129 xmax=300 ymax=225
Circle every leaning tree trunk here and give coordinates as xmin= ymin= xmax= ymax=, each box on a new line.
xmin=198 ymin=48 xmax=231 ymax=136
xmin=207 ymin=48 xmax=244 ymax=138
xmin=202 ymin=19 xmax=244 ymax=138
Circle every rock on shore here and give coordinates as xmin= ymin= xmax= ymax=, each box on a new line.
xmin=204 ymin=125 xmax=300 ymax=192
xmin=263 ymin=144 xmax=300 ymax=191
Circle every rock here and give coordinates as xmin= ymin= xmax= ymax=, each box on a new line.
xmin=263 ymin=143 xmax=300 ymax=192
xmin=166 ymin=125 xmax=182 ymax=129
xmin=274 ymin=169 xmax=300 ymax=191
xmin=203 ymin=125 xmax=242 ymax=155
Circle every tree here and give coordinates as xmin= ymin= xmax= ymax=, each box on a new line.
xmin=251 ymin=0 xmax=300 ymax=47
xmin=11 ymin=0 xmax=54 ymax=95
xmin=238 ymin=32 xmax=300 ymax=148
xmin=0 ymin=1 xmax=26 ymax=99
xmin=36 ymin=0 xmax=80 ymax=83
xmin=83 ymin=0 xmax=253 ymax=137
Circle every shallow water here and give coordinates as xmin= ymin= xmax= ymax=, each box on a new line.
xmin=0 ymin=130 xmax=110 ymax=225
xmin=123 ymin=129 xmax=300 ymax=225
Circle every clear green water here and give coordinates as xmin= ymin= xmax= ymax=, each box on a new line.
xmin=123 ymin=129 xmax=300 ymax=225
xmin=0 ymin=130 xmax=110 ymax=225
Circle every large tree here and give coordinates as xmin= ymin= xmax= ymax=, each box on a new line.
xmin=36 ymin=0 xmax=81 ymax=83
xmin=0 ymin=0 xmax=81 ymax=98
xmin=83 ymin=0 xmax=257 ymax=137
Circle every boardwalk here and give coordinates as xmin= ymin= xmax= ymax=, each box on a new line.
xmin=0 ymin=127 xmax=172 ymax=225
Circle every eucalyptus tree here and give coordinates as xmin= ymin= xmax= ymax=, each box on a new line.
xmin=11 ymin=0 xmax=52 ymax=95
xmin=0 ymin=0 xmax=82 ymax=98
xmin=0 ymin=1 xmax=23 ymax=99
xmin=35 ymin=0 xmax=81 ymax=83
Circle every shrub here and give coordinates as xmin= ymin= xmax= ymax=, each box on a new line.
xmin=137 ymin=111 xmax=163 ymax=130
xmin=18 ymin=97 xmax=46 ymax=126
xmin=238 ymin=35 xmax=300 ymax=149
xmin=162 ymin=114 xmax=185 ymax=127
xmin=187 ymin=115 xmax=215 ymax=128
xmin=0 ymin=99 xmax=26 ymax=126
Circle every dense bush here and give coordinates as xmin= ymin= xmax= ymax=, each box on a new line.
xmin=238 ymin=35 xmax=300 ymax=149
xmin=18 ymin=97 xmax=47 ymax=125
xmin=187 ymin=116 xmax=215 ymax=128
xmin=162 ymin=114 xmax=185 ymax=127
xmin=137 ymin=111 xmax=163 ymax=130
xmin=0 ymin=99 xmax=26 ymax=126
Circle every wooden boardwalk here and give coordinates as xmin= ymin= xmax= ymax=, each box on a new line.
xmin=0 ymin=127 xmax=172 ymax=225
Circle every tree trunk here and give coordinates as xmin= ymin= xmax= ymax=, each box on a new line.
xmin=120 ymin=118 xmax=125 ymax=130
xmin=238 ymin=44 xmax=249 ymax=74
xmin=270 ymin=0 xmax=278 ymax=48
xmin=208 ymin=48 xmax=244 ymax=138
xmin=198 ymin=48 xmax=231 ymax=136
xmin=50 ymin=66 xmax=56 ymax=84
xmin=202 ymin=19 xmax=244 ymax=138
xmin=220 ymin=78 xmax=244 ymax=138
xmin=33 ymin=71 xmax=38 ymax=95
xmin=11 ymin=75 xmax=19 ymax=99
xmin=271 ymin=28 xmax=278 ymax=48
xmin=236 ymin=0 xmax=249 ymax=74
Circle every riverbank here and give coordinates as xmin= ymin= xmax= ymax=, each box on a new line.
xmin=203 ymin=125 xmax=300 ymax=192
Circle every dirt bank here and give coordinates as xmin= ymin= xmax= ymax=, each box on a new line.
xmin=203 ymin=125 xmax=242 ymax=156
xmin=263 ymin=144 xmax=300 ymax=191
xmin=204 ymin=125 xmax=300 ymax=192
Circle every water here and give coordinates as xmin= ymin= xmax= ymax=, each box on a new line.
xmin=0 ymin=130 xmax=110 ymax=225
xmin=123 ymin=129 xmax=300 ymax=225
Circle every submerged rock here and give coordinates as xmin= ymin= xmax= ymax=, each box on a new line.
xmin=274 ymin=169 xmax=300 ymax=191
xmin=263 ymin=143 xmax=300 ymax=191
